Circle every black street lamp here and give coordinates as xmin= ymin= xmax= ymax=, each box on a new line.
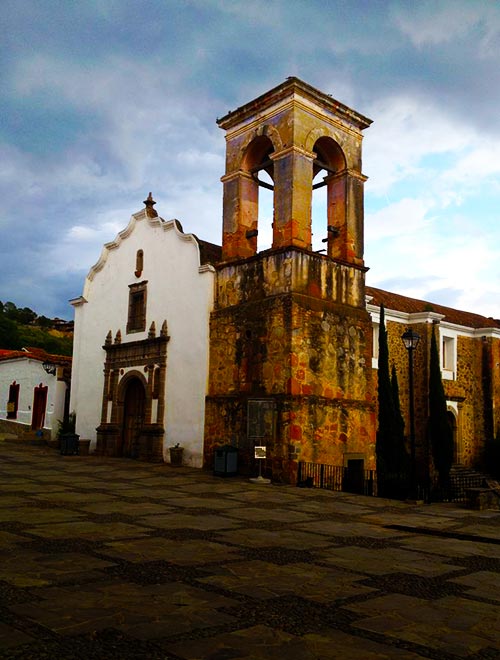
xmin=401 ymin=327 xmax=420 ymax=500
xmin=42 ymin=361 xmax=57 ymax=376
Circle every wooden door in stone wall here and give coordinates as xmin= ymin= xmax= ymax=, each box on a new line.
xmin=121 ymin=377 xmax=145 ymax=458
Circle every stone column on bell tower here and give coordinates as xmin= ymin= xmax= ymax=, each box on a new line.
xmin=271 ymin=145 xmax=315 ymax=250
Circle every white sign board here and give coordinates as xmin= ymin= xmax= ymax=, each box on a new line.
xmin=254 ymin=446 xmax=267 ymax=459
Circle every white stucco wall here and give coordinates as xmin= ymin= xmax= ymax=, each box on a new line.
xmin=70 ymin=210 xmax=215 ymax=467
xmin=0 ymin=358 xmax=66 ymax=434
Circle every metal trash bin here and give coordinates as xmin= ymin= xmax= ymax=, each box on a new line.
xmin=60 ymin=433 xmax=80 ymax=456
xmin=214 ymin=445 xmax=238 ymax=477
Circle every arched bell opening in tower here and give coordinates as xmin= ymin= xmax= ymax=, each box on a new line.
xmin=242 ymin=135 xmax=275 ymax=254
xmin=311 ymin=136 xmax=347 ymax=257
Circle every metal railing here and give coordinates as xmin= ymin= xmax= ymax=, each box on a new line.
xmin=297 ymin=461 xmax=376 ymax=496
xmin=297 ymin=461 xmax=487 ymax=504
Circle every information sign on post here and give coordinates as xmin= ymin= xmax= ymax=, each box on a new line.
xmin=254 ymin=446 xmax=266 ymax=459
xmin=250 ymin=445 xmax=270 ymax=485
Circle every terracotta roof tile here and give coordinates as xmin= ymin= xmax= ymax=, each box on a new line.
xmin=197 ymin=239 xmax=222 ymax=265
xmin=366 ymin=286 xmax=500 ymax=329
xmin=0 ymin=348 xmax=72 ymax=364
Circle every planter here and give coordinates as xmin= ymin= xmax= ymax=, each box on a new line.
xmin=169 ymin=446 xmax=184 ymax=466
xmin=60 ymin=433 xmax=79 ymax=456
xmin=78 ymin=439 xmax=91 ymax=456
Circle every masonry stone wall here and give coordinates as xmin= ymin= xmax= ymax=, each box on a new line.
xmin=382 ymin=319 xmax=499 ymax=473
xmin=205 ymin=248 xmax=375 ymax=482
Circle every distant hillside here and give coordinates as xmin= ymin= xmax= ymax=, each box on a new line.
xmin=0 ymin=301 xmax=73 ymax=356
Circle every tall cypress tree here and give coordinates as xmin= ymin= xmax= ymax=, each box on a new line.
xmin=391 ymin=363 xmax=407 ymax=460
xmin=482 ymin=339 xmax=494 ymax=443
xmin=428 ymin=324 xmax=454 ymax=484
xmin=376 ymin=306 xmax=409 ymax=482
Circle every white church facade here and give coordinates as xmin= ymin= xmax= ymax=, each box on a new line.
xmin=69 ymin=195 xmax=218 ymax=466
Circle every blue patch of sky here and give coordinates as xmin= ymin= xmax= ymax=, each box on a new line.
xmin=1 ymin=100 xmax=98 ymax=157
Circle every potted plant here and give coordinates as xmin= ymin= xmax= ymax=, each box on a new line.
xmin=169 ymin=443 xmax=184 ymax=466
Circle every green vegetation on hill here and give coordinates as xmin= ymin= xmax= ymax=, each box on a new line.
xmin=0 ymin=301 xmax=73 ymax=356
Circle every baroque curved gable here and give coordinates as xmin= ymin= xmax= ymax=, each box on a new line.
xmin=84 ymin=210 xmax=205 ymax=289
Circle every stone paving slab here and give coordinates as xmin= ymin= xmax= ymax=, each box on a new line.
xmin=139 ymin=512 xmax=242 ymax=530
xmin=196 ymin=560 xmax=376 ymax=602
xmin=214 ymin=527 xmax=335 ymax=550
xmin=11 ymin=581 xmax=238 ymax=638
xmin=293 ymin=519 xmax=408 ymax=538
xmin=28 ymin=491 xmax=118 ymax=504
xmin=23 ymin=520 xmax=152 ymax=541
xmin=345 ymin=593 xmax=500 ymax=657
xmin=0 ymin=550 xmax=116 ymax=587
xmin=1 ymin=442 xmax=500 ymax=659
xmin=0 ymin=507 xmax=85 ymax=525
xmin=314 ymin=546 xmax=461 ymax=576
xmin=100 ymin=537 xmax=242 ymax=564
xmin=398 ymin=534 xmax=500 ymax=559
xmin=361 ymin=512 xmax=463 ymax=530
xmin=449 ymin=571 xmax=500 ymax=603
xmin=223 ymin=506 xmax=316 ymax=523
xmin=77 ymin=501 xmax=174 ymax=516
xmin=459 ymin=524 xmax=500 ymax=540
xmin=168 ymin=624 xmax=427 ymax=660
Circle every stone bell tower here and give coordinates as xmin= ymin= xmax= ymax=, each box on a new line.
xmin=204 ymin=78 xmax=376 ymax=482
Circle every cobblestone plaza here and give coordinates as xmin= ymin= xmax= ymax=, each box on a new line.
xmin=0 ymin=441 xmax=499 ymax=659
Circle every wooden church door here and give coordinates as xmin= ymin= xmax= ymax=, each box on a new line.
xmin=121 ymin=377 xmax=145 ymax=458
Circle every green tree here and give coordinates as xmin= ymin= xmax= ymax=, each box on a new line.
xmin=16 ymin=307 xmax=37 ymax=325
xmin=376 ymin=306 xmax=409 ymax=491
xmin=428 ymin=324 xmax=454 ymax=484
xmin=0 ymin=314 xmax=21 ymax=349
xmin=3 ymin=301 xmax=18 ymax=320
xmin=391 ymin=363 xmax=406 ymax=445
xmin=37 ymin=316 xmax=53 ymax=329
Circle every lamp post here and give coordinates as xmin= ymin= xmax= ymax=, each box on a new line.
xmin=401 ymin=327 xmax=420 ymax=500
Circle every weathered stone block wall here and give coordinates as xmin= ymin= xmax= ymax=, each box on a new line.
xmin=204 ymin=249 xmax=376 ymax=482
xmin=491 ymin=337 xmax=500 ymax=435
xmin=285 ymin=398 xmax=376 ymax=468
xmin=446 ymin=335 xmax=482 ymax=464
xmin=216 ymin=248 xmax=366 ymax=311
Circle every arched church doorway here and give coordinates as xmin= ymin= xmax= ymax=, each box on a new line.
xmin=121 ymin=377 xmax=145 ymax=458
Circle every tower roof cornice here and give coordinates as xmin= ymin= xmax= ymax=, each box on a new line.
xmin=217 ymin=77 xmax=372 ymax=132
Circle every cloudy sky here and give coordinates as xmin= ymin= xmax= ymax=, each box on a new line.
xmin=2 ymin=0 xmax=500 ymax=320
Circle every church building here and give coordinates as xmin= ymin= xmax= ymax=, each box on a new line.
xmin=70 ymin=198 xmax=219 ymax=466
xmin=69 ymin=78 xmax=500 ymax=482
